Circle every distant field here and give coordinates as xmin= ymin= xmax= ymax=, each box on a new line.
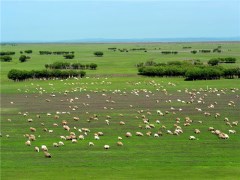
xmin=1 ymin=42 xmax=240 ymax=179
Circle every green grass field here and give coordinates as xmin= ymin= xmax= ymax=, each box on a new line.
xmin=1 ymin=42 xmax=240 ymax=179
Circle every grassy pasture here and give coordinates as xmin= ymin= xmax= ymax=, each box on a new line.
xmin=1 ymin=42 xmax=240 ymax=179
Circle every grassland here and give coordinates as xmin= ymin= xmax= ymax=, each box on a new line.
xmin=1 ymin=42 xmax=240 ymax=179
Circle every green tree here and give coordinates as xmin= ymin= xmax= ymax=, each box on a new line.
xmin=0 ymin=55 xmax=12 ymax=62
xmin=89 ymin=63 xmax=97 ymax=70
xmin=94 ymin=51 xmax=104 ymax=57
xmin=19 ymin=55 xmax=30 ymax=63
xmin=208 ymin=58 xmax=219 ymax=66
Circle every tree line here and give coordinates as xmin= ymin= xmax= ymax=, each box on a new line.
xmin=45 ymin=62 xmax=97 ymax=70
xmin=8 ymin=69 xmax=86 ymax=81
xmin=137 ymin=60 xmax=240 ymax=80
xmin=39 ymin=51 xmax=75 ymax=55
xmin=0 ymin=51 xmax=15 ymax=56
xmin=161 ymin=51 xmax=178 ymax=54
xmin=208 ymin=57 xmax=236 ymax=66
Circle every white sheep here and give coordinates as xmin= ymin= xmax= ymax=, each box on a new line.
xmin=136 ymin=132 xmax=144 ymax=136
xmin=58 ymin=141 xmax=64 ymax=146
xmin=93 ymin=135 xmax=99 ymax=140
xmin=125 ymin=132 xmax=132 ymax=137
xmin=25 ymin=140 xmax=31 ymax=146
xmin=228 ymin=130 xmax=236 ymax=134
xmin=44 ymin=152 xmax=51 ymax=158
xmin=104 ymin=145 xmax=110 ymax=149
xmin=118 ymin=136 xmax=122 ymax=140
xmin=154 ymin=133 xmax=159 ymax=138
xmin=41 ymin=145 xmax=48 ymax=151
xmin=34 ymin=146 xmax=39 ymax=152
xmin=89 ymin=142 xmax=94 ymax=146
xmin=60 ymin=136 xmax=66 ymax=140
xmin=189 ymin=136 xmax=196 ymax=140
xmin=117 ymin=141 xmax=123 ymax=146
xmin=72 ymin=139 xmax=77 ymax=143
xmin=78 ymin=135 xmax=84 ymax=140
xmin=53 ymin=143 xmax=59 ymax=147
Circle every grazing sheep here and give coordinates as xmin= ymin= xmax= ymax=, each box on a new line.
xmin=154 ymin=133 xmax=159 ymax=138
xmin=60 ymin=136 xmax=66 ymax=140
xmin=48 ymin=130 xmax=53 ymax=133
xmin=156 ymin=120 xmax=160 ymax=124
xmin=79 ymin=135 xmax=84 ymax=140
xmin=58 ymin=141 xmax=64 ymax=146
xmin=63 ymin=125 xmax=70 ymax=131
xmin=149 ymin=124 xmax=155 ymax=128
xmin=117 ymin=141 xmax=123 ymax=146
xmin=73 ymin=117 xmax=79 ymax=121
xmin=25 ymin=140 xmax=31 ymax=146
xmin=105 ymin=120 xmax=110 ymax=125
xmin=29 ymin=134 xmax=36 ymax=141
xmin=44 ymin=152 xmax=51 ymax=158
xmin=97 ymin=132 xmax=104 ymax=136
xmin=189 ymin=136 xmax=196 ymax=140
xmin=136 ymin=132 xmax=144 ymax=136
xmin=194 ymin=129 xmax=201 ymax=134
xmin=94 ymin=135 xmax=100 ymax=140
xmin=118 ymin=136 xmax=123 ymax=140
xmin=219 ymin=133 xmax=229 ymax=139
xmin=146 ymin=131 xmax=152 ymax=136
xmin=34 ymin=146 xmax=40 ymax=152
xmin=125 ymin=132 xmax=132 ymax=137
xmin=145 ymin=125 xmax=151 ymax=129
xmin=229 ymin=130 xmax=236 ymax=134
xmin=208 ymin=127 xmax=214 ymax=131
xmin=41 ymin=145 xmax=48 ymax=151
xmin=62 ymin=120 xmax=68 ymax=125
xmin=232 ymin=121 xmax=238 ymax=126
xmin=167 ymin=130 xmax=173 ymax=135
xmin=89 ymin=142 xmax=94 ymax=146
xmin=30 ymin=127 xmax=36 ymax=132
xmin=214 ymin=130 xmax=221 ymax=135
xmin=28 ymin=119 xmax=33 ymax=122
xmin=53 ymin=143 xmax=59 ymax=147
xmin=119 ymin=121 xmax=125 ymax=125
xmin=72 ymin=139 xmax=77 ymax=143
xmin=104 ymin=145 xmax=110 ymax=149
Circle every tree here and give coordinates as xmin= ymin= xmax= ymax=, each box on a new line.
xmin=24 ymin=50 xmax=33 ymax=54
xmin=89 ymin=63 xmax=97 ymax=70
xmin=0 ymin=55 xmax=12 ymax=62
xmin=191 ymin=50 xmax=197 ymax=54
xmin=63 ymin=54 xmax=74 ymax=59
xmin=94 ymin=51 xmax=104 ymax=57
xmin=19 ymin=55 xmax=28 ymax=62
xmin=208 ymin=58 xmax=219 ymax=66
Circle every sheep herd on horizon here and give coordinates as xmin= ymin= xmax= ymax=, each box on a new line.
xmin=2 ymin=79 xmax=239 ymax=158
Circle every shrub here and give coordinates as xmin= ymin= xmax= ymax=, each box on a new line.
xmin=19 ymin=55 xmax=29 ymax=62
xmin=94 ymin=51 xmax=104 ymax=57
xmin=89 ymin=63 xmax=98 ymax=70
xmin=63 ymin=54 xmax=75 ymax=59
xmin=0 ymin=55 xmax=12 ymax=62
xmin=208 ymin=58 xmax=219 ymax=66
xmin=24 ymin=50 xmax=33 ymax=54
xmin=191 ymin=50 xmax=197 ymax=54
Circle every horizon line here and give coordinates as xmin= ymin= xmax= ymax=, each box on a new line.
xmin=1 ymin=37 xmax=240 ymax=44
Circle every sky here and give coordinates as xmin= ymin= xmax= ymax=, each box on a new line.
xmin=1 ymin=0 xmax=240 ymax=42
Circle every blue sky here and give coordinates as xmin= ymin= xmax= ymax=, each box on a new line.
xmin=1 ymin=0 xmax=239 ymax=42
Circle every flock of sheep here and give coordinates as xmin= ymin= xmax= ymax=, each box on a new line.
xmin=2 ymin=78 xmax=239 ymax=158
